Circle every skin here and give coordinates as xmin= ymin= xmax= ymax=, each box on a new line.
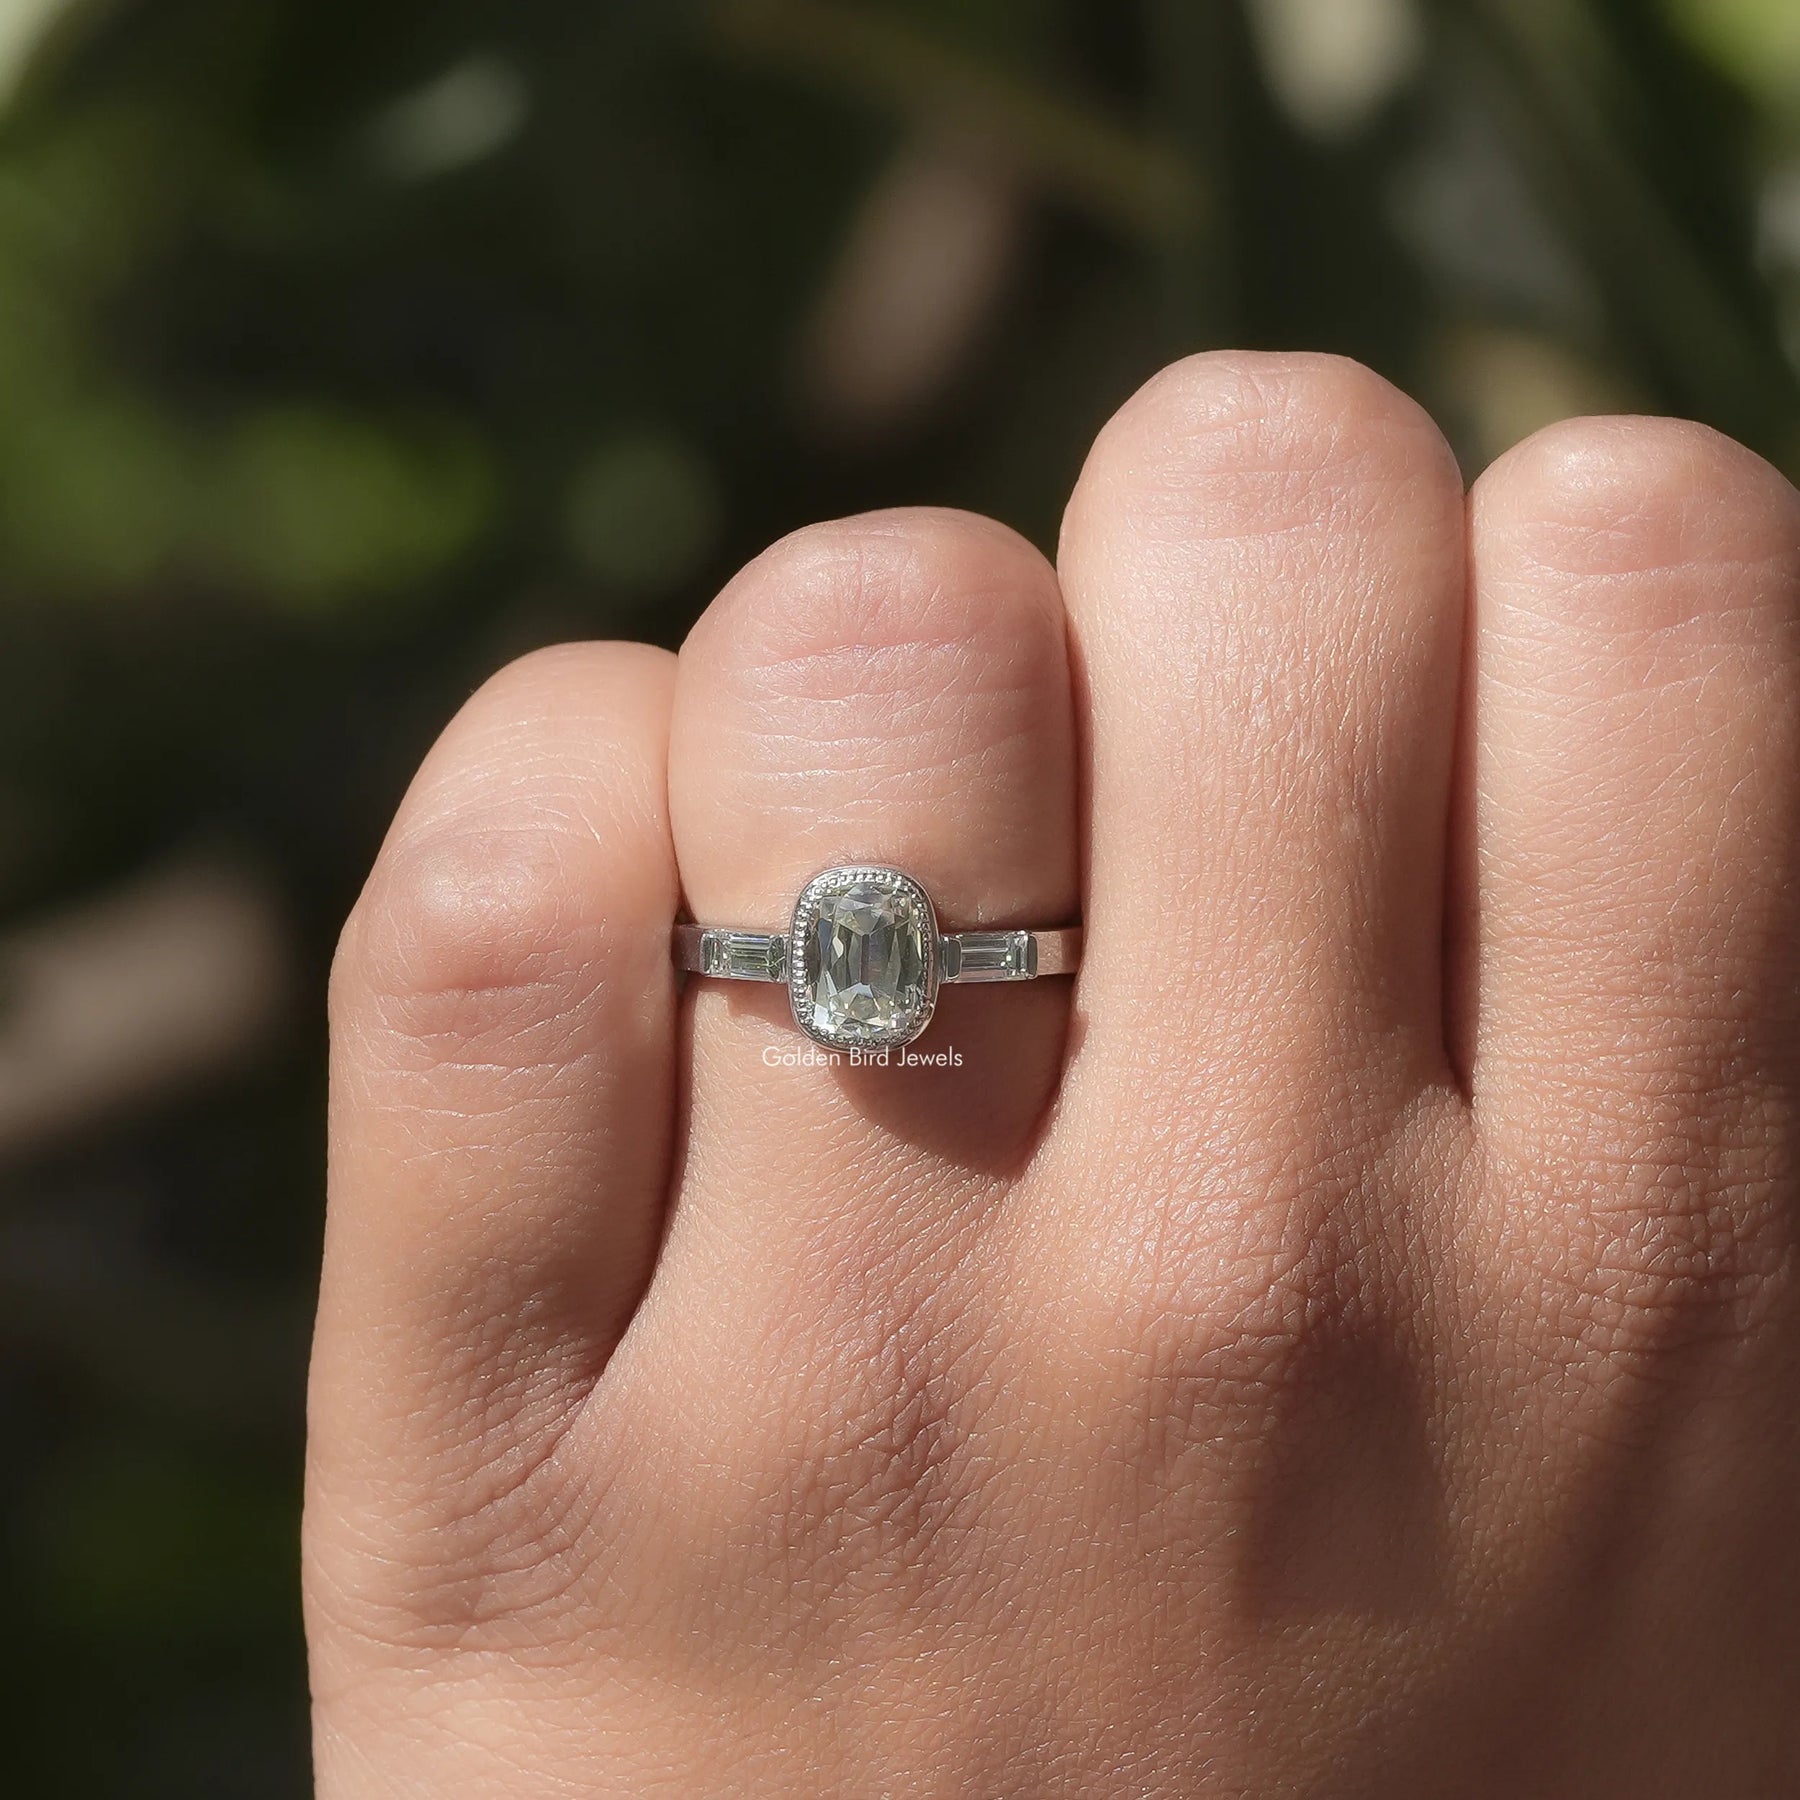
xmin=307 ymin=353 xmax=1800 ymax=1796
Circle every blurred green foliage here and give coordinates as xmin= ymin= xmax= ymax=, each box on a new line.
xmin=0 ymin=1 xmax=1795 ymax=1792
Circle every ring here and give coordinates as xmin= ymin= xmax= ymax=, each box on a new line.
xmin=673 ymin=864 xmax=1082 ymax=1051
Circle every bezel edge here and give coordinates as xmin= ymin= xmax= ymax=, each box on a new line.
xmin=786 ymin=864 xmax=940 ymax=1051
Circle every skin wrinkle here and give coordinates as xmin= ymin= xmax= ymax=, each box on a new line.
xmin=771 ymin=1315 xmax=1006 ymax=1613
xmin=719 ymin=516 xmax=1064 ymax=663
xmin=733 ymin=654 xmax=1047 ymax=726
xmin=728 ymin=624 xmax=1050 ymax=690
xmin=345 ymin=838 xmax=667 ymax=1034
xmin=727 ymin=725 xmax=1043 ymax=801
xmin=313 ymin=1391 xmax=605 ymax=1657
xmin=1497 ymin=557 xmax=1793 ymax=631
xmin=1488 ymin=641 xmax=1776 ymax=719
xmin=715 ymin=653 xmax=1059 ymax=854
xmin=1086 ymin=356 xmax=1459 ymax=537
xmin=359 ymin=993 xmax=644 ymax=1079
xmin=393 ymin=776 xmax=660 ymax=849
xmin=1502 ymin=510 xmax=1792 ymax=584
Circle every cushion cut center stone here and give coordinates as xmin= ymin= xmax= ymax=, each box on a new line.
xmin=811 ymin=882 xmax=930 ymax=1036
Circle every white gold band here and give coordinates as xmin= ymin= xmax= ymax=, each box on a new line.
xmin=672 ymin=923 xmax=1083 ymax=984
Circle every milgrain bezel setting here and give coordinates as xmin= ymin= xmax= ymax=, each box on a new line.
xmin=671 ymin=864 xmax=1083 ymax=1055
xmin=789 ymin=864 xmax=941 ymax=1051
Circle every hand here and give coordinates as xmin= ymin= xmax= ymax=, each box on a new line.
xmin=306 ymin=353 xmax=1800 ymax=1796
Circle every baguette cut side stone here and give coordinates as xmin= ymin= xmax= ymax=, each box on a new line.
xmin=810 ymin=882 xmax=930 ymax=1037
xmin=701 ymin=930 xmax=787 ymax=982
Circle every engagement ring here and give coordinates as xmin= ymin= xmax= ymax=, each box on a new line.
xmin=673 ymin=865 xmax=1082 ymax=1051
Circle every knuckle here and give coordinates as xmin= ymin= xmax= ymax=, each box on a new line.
xmin=469 ymin=639 xmax=604 ymax=704
xmin=1075 ymin=349 xmax=1454 ymax=547
xmin=698 ymin=506 xmax=1057 ymax=673
xmin=337 ymin=825 xmax=637 ymax=1059
xmin=682 ymin=508 xmax=1065 ymax=794
xmin=1479 ymin=414 xmax=1800 ymax=593
xmin=332 ymin=637 xmax=675 ymax=1057
xmin=453 ymin=641 xmax=678 ymax=772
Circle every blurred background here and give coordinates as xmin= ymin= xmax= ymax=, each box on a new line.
xmin=0 ymin=0 xmax=1796 ymax=1790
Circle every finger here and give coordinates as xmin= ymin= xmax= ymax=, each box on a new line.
xmin=314 ymin=642 xmax=679 ymax=1511
xmin=1462 ymin=418 xmax=1800 ymax=1276
xmin=666 ymin=508 xmax=1078 ymax=1183
xmin=538 ymin=514 xmax=1073 ymax=1670
xmin=1055 ymin=352 xmax=1468 ymax=1167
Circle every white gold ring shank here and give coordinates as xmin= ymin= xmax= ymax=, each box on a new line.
xmin=672 ymin=864 xmax=1081 ymax=1052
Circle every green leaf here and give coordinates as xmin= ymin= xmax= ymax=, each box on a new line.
xmin=210 ymin=407 xmax=494 ymax=610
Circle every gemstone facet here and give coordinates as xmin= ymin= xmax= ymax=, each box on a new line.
xmin=789 ymin=867 xmax=939 ymax=1048
xmin=700 ymin=930 xmax=787 ymax=982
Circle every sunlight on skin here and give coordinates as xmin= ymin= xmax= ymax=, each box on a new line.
xmin=309 ymin=354 xmax=1800 ymax=1797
